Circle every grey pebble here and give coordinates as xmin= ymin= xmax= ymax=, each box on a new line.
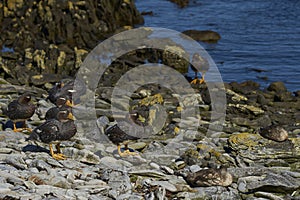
xmin=0 ymin=147 xmax=13 ymax=154
xmin=99 ymin=156 xmax=133 ymax=170
xmin=46 ymin=157 xmax=64 ymax=168
xmin=24 ymin=180 xmax=37 ymax=190
xmin=5 ymin=155 xmax=27 ymax=170
xmin=0 ymin=183 xmax=12 ymax=193
xmin=149 ymin=162 xmax=160 ymax=170
xmin=237 ymin=180 xmax=247 ymax=193
xmin=106 ymin=170 xmax=132 ymax=199
xmin=7 ymin=176 xmax=25 ymax=186
xmin=149 ymin=180 xmax=177 ymax=192
xmin=30 ymin=159 xmax=51 ymax=171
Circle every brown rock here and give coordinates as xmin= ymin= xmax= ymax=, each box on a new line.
xmin=169 ymin=0 xmax=189 ymax=8
xmin=229 ymin=81 xmax=260 ymax=95
xmin=267 ymin=82 xmax=287 ymax=93
xmin=182 ymin=30 xmax=221 ymax=42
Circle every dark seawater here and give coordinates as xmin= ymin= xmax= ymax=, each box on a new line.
xmin=135 ymin=0 xmax=300 ymax=92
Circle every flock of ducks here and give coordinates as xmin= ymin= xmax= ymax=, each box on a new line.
xmin=1 ymin=58 xmax=288 ymax=188
xmin=1 ymin=53 xmax=211 ymax=161
xmin=2 ymin=79 xmax=145 ymax=160
xmin=3 ymin=80 xmax=77 ymax=160
xmin=1 ymin=79 xmax=235 ymax=187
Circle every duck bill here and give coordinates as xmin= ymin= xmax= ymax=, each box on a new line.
xmin=65 ymin=100 xmax=74 ymax=107
xmin=67 ymin=112 xmax=75 ymax=120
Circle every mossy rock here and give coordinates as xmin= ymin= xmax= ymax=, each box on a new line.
xmin=228 ymin=132 xmax=263 ymax=150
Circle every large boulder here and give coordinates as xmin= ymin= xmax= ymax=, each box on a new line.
xmin=169 ymin=0 xmax=189 ymax=8
xmin=182 ymin=30 xmax=221 ymax=43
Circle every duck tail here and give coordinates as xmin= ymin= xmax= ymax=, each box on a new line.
xmin=26 ymin=131 xmax=38 ymax=141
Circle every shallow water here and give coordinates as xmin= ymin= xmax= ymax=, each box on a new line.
xmin=135 ymin=0 xmax=300 ymax=91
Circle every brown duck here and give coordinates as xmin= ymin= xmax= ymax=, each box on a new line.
xmin=47 ymin=78 xmax=86 ymax=106
xmin=27 ymin=110 xmax=76 ymax=160
xmin=47 ymin=80 xmax=74 ymax=106
xmin=184 ymin=167 xmax=233 ymax=187
xmin=45 ymin=97 xmax=73 ymax=120
xmin=259 ymin=125 xmax=288 ymax=142
xmin=3 ymin=93 xmax=36 ymax=132
xmin=99 ymin=115 xmax=139 ymax=157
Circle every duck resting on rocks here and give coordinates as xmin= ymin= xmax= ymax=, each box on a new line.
xmin=27 ymin=110 xmax=76 ymax=160
xmin=45 ymin=97 xmax=73 ymax=120
xmin=47 ymin=78 xmax=86 ymax=107
xmin=47 ymin=80 xmax=75 ymax=107
xmin=180 ymin=167 xmax=233 ymax=187
xmin=98 ymin=115 xmax=140 ymax=157
xmin=259 ymin=124 xmax=288 ymax=142
xmin=2 ymin=93 xmax=36 ymax=132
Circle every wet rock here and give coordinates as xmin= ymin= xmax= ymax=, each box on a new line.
xmin=230 ymin=115 xmax=272 ymax=129
xmin=257 ymin=93 xmax=269 ymax=105
xmin=254 ymin=191 xmax=290 ymax=200
xmin=242 ymin=171 xmax=300 ymax=193
xmin=63 ymin=148 xmax=100 ymax=165
xmin=182 ymin=30 xmax=221 ymax=42
xmin=103 ymin=169 xmax=132 ymax=199
xmin=0 ymin=0 xmax=144 ymax=85
xmin=274 ymin=91 xmax=295 ymax=102
xmin=267 ymin=82 xmax=287 ymax=93
xmin=162 ymin=45 xmax=190 ymax=74
xmin=140 ymin=11 xmax=154 ymax=16
xmin=294 ymin=90 xmax=300 ymax=97
xmin=169 ymin=0 xmax=189 ymax=8
xmin=229 ymin=81 xmax=260 ymax=95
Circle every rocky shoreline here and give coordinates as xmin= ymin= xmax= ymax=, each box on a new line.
xmin=0 ymin=78 xmax=299 ymax=199
xmin=0 ymin=0 xmax=143 ymax=85
xmin=0 ymin=1 xmax=299 ymax=199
